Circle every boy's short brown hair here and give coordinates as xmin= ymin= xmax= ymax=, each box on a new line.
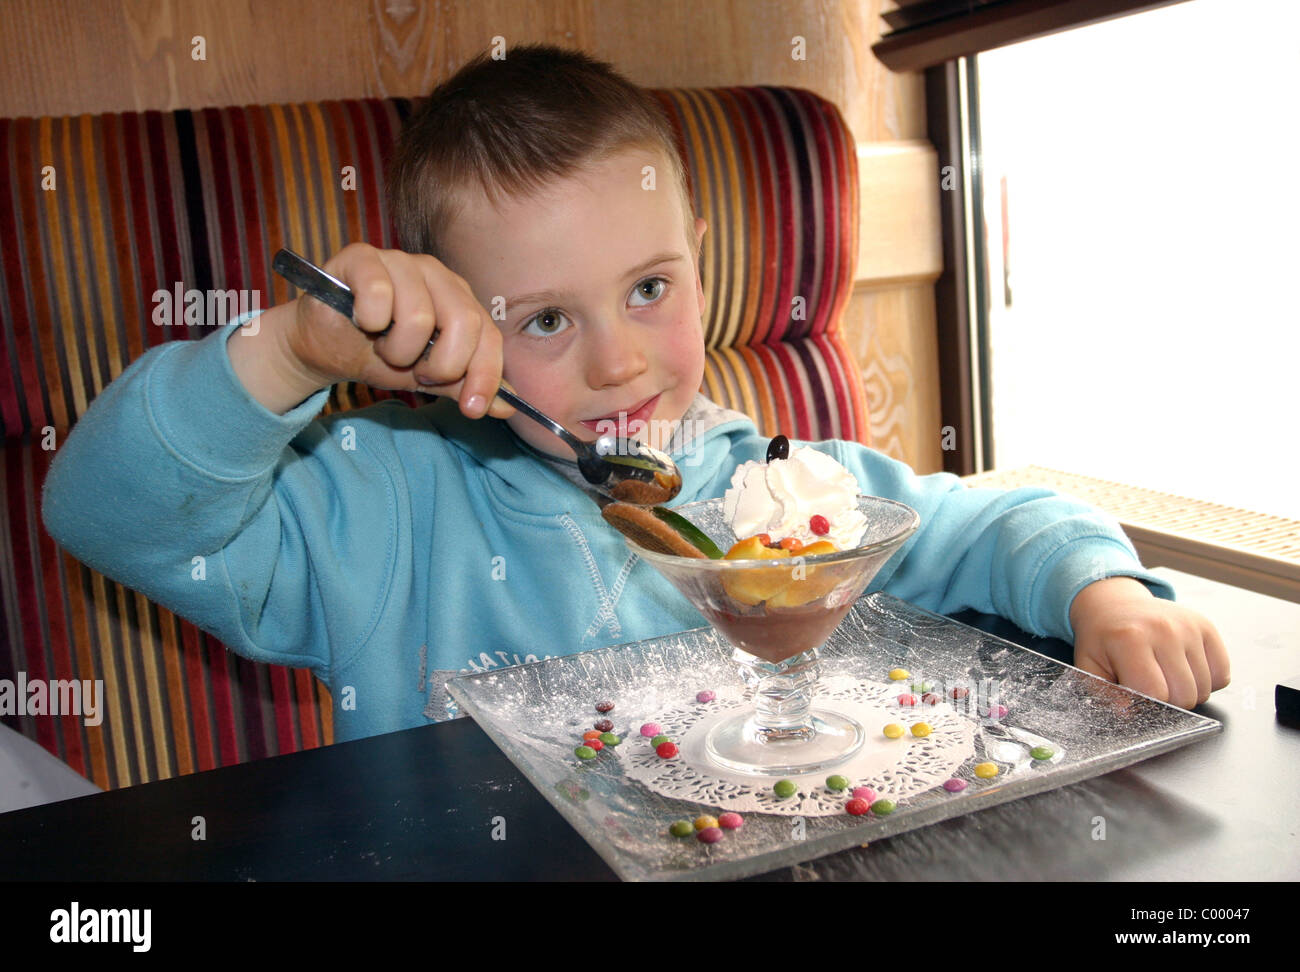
xmin=388 ymin=43 xmax=696 ymax=265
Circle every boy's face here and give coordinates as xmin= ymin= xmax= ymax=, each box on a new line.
xmin=440 ymin=146 xmax=708 ymax=458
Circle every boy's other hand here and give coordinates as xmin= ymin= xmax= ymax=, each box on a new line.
xmin=284 ymin=243 xmax=514 ymax=420
xmin=1069 ymin=576 xmax=1229 ymax=710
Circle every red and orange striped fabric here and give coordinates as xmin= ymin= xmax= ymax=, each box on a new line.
xmin=0 ymin=89 xmax=866 ymax=789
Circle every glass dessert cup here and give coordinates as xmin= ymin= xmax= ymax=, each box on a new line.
xmin=631 ymin=495 xmax=920 ymax=777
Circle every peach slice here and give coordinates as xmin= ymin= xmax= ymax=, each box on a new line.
xmin=721 ymin=536 xmax=793 ymax=606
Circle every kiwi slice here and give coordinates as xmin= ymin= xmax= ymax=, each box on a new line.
xmin=651 ymin=506 xmax=725 ymax=559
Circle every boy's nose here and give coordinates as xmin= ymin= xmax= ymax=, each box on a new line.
xmin=585 ymin=322 xmax=648 ymax=388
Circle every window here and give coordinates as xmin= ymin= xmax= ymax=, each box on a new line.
xmin=975 ymin=0 xmax=1300 ymax=518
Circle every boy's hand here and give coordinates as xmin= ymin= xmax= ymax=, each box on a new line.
xmin=1069 ymin=576 xmax=1229 ymax=710
xmin=281 ymin=243 xmax=513 ymax=420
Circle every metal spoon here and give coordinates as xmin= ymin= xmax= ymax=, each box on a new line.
xmin=272 ymin=247 xmax=683 ymax=505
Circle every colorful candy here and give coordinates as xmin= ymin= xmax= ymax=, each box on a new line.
xmin=871 ymin=799 xmax=896 ymax=815
xmin=911 ymin=723 xmax=932 ymax=738
xmin=585 ymin=738 xmax=604 ymax=752
xmin=694 ymin=815 xmax=719 ymax=831
xmin=851 ymin=786 xmax=876 ymax=802
xmin=974 ymin=762 xmax=998 ymax=778
xmin=888 ymin=668 xmax=910 ymax=681
xmin=922 ymin=693 xmax=940 ymax=705
xmin=697 ymin=827 xmax=723 ymax=844
xmin=655 ymin=741 xmax=678 ymax=759
xmin=826 ymin=775 xmax=850 ymax=791
xmin=669 ymin=820 xmax=694 ymax=838
xmin=651 ymin=734 xmax=672 ymax=748
xmin=696 ymin=690 xmax=716 ymax=703
xmin=1030 ymin=746 xmax=1055 ymax=761
xmin=983 ymin=704 xmax=1008 ymax=718
xmin=809 ymin=514 xmax=830 ymax=536
xmin=883 ymin=723 xmax=905 ymax=739
xmin=595 ymin=701 xmax=615 ymax=713
xmin=582 ymin=730 xmax=602 ymax=741
xmin=640 ymin=722 xmax=662 ymax=737
xmin=845 ymin=798 xmax=870 ymax=816
xmin=599 ymin=732 xmax=621 ymax=746
xmin=718 ymin=812 xmax=744 ymax=830
xmin=575 ymin=745 xmax=597 ymax=760
xmin=773 ymin=780 xmax=796 ymax=798
xmin=898 ymin=694 xmax=918 ymax=706
xmin=594 ymin=718 xmax=614 ymax=732
xmin=950 ymin=687 xmax=969 ymax=700
xmin=943 ymin=778 xmax=967 ymax=792
xmin=911 ymin=681 xmax=932 ymax=693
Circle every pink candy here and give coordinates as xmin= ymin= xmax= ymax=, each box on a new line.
xmin=696 ymin=690 xmax=716 ymax=703
xmin=851 ymin=786 xmax=876 ymax=803
xmin=897 ymin=694 xmax=918 ymax=706
xmin=640 ymin=722 xmax=662 ymax=737
xmin=983 ymin=704 xmax=1008 ymax=718
xmin=943 ymin=778 xmax=967 ymax=792
xmin=718 ymin=812 xmax=743 ymax=830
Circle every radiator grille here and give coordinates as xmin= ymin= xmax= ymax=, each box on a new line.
xmin=962 ymin=465 xmax=1300 ymax=603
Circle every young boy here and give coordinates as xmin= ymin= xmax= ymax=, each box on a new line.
xmin=40 ymin=44 xmax=1227 ymax=744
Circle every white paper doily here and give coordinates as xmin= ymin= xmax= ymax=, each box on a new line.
xmin=618 ymin=675 xmax=977 ymax=817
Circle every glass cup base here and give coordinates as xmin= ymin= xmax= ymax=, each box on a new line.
xmin=703 ymin=707 xmax=866 ymax=776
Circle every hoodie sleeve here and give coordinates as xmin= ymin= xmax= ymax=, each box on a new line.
xmin=819 ymin=441 xmax=1175 ymax=643
xmin=39 ymin=313 xmax=405 ymax=678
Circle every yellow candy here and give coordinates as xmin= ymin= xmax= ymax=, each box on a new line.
xmin=911 ymin=723 xmax=932 ymax=737
xmin=888 ymin=668 xmax=910 ymax=681
xmin=974 ymin=762 xmax=999 ymax=778
xmin=694 ymin=815 xmax=719 ymax=831
xmin=883 ymin=723 xmax=905 ymax=739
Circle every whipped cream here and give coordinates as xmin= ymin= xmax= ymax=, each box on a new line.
xmin=722 ymin=445 xmax=867 ymax=549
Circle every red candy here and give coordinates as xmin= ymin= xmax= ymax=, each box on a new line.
xmin=950 ymin=687 xmax=969 ymax=700
xmin=655 ymin=741 xmax=678 ymax=759
xmin=718 ymin=812 xmax=744 ymax=830
xmin=845 ymin=798 xmax=871 ymax=816
xmin=809 ymin=514 xmax=830 ymax=536
xmin=586 ymin=738 xmax=604 ymax=752
xmin=898 ymin=694 xmax=918 ymax=706
xmin=922 ymin=693 xmax=940 ymax=705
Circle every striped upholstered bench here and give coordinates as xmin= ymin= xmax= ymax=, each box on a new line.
xmin=0 ymin=87 xmax=869 ymax=791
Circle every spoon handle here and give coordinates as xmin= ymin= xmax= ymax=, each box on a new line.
xmin=272 ymin=247 xmax=584 ymax=452
xmin=493 ymin=385 xmax=584 ymax=451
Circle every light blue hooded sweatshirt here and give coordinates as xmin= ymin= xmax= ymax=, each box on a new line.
xmin=41 ymin=313 xmax=1174 ymax=742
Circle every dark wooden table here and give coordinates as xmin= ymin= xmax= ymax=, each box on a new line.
xmin=2 ymin=568 xmax=1296 ymax=882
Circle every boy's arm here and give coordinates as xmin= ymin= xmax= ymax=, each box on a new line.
xmin=39 ymin=311 xmax=385 ymax=676
xmin=822 ymin=441 xmax=1175 ymax=643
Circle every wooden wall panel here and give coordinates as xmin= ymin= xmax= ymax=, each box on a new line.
xmin=0 ymin=0 xmax=942 ymax=470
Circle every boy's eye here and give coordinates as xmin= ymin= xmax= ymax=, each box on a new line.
xmin=522 ymin=308 xmax=572 ymax=338
xmin=629 ymin=276 xmax=668 ymax=306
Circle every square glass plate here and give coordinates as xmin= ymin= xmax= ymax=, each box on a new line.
xmin=447 ymin=593 xmax=1220 ymax=881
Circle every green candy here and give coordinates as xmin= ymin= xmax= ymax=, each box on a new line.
xmin=1030 ymin=746 xmax=1055 ymax=761
xmin=871 ymin=799 xmax=897 ymax=815
xmin=651 ymin=734 xmax=672 ymax=748
xmin=669 ymin=820 xmax=694 ymax=838
xmin=773 ymin=780 xmax=797 ymax=798
xmin=600 ymin=732 xmax=621 ymax=746
xmin=575 ymin=745 xmax=597 ymax=760
xmin=826 ymin=775 xmax=850 ymax=791
xmin=910 ymin=681 xmax=932 ymax=693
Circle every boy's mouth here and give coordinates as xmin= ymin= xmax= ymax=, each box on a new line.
xmin=579 ymin=393 xmax=660 ymax=433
